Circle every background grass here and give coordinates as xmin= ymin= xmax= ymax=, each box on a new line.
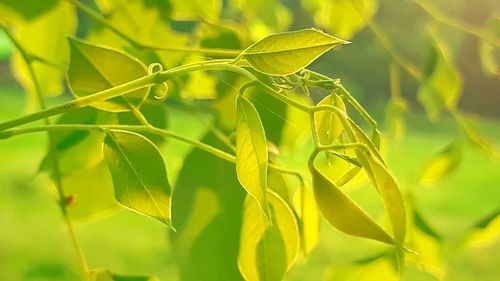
xmin=1 ymin=88 xmax=499 ymax=281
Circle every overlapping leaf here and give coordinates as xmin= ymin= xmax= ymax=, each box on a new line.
xmin=236 ymin=97 xmax=269 ymax=218
xmin=238 ymin=191 xmax=299 ymax=281
xmin=310 ymin=160 xmax=394 ymax=245
xmin=103 ymin=130 xmax=172 ymax=226
xmin=68 ymin=38 xmax=150 ymax=112
xmin=314 ymin=93 xmax=346 ymax=146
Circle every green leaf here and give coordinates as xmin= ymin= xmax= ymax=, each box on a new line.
xmin=40 ymin=108 xmax=115 ymax=176
xmin=170 ymin=132 xmax=245 ymax=281
xmin=90 ymin=269 xmax=159 ymax=281
xmin=420 ymin=140 xmax=462 ymax=185
xmin=294 ymin=185 xmax=320 ymax=256
xmin=0 ymin=0 xmax=58 ymax=23
xmin=10 ymin=1 xmax=76 ymax=100
xmin=238 ymin=191 xmax=299 ymax=281
xmin=63 ymin=161 xmax=118 ymax=222
xmin=310 ymin=159 xmax=394 ymax=245
xmin=365 ymin=155 xmax=406 ymax=251
xmin=169 ymin=0 xmax=221 ymax=22
xmin=236 ymin=97 xmax=269 ymax=218
xmin=479 ymin=16 xmax=500 ymax=76
xmin=314 ymin=93 xmax=346 ymax=146
xmin=418 ymin=27 xmax=462 ymax=120
xmin=302 ymin=0 xmax=378 ymax=39
xmin=67 ymin=38 xmax=150 ymax=112
xmin=240 ymin=28 xmax=348 ymax=75
xmin=103 ymin=129 xmax=172 ymax=226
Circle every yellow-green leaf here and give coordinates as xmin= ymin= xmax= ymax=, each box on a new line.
xmin=103 ymin=130 xmax=172 ymax=226
xmin=420 ymin=140 xmax=462 ymax=185
xmin=236 ymin=97 xmax=269 ymax=217
xmin=169 ymin=0 xmax=221 ymax=22
xmin=238 ymin=191 xmax=299 ymax=281
xmin=418 ymin=27 xmax=462 ymax=120
xmin=63 ymin=161 xmax=118 ymax=222
xmin=240 ymin=28 xmax=348 ymax=75
xmin=314 ymin=93 xmax=346 ymax=146
xmin=10 ymin=1 xmax=76 ymax=101
xmin=0 ymin=0 xmax=59 ymax=24
xmin=294 ymin=186 xmax=320 ymax=256
xmin=68 ymin=38 xmax=149 ymax=112
xmin=302 ymin=0 xmax=378 ymax=40
xmin=310 ymin=160 xmax=394 ymax=245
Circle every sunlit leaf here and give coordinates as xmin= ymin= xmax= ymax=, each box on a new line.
xmin=231 ymin=0 xmax=292 ymax=41
xmin=240 ymin=28 xmax=348 ymax=75
xmin=117 ymin=101 xmax=168 ymax=145
xmin=10 ymin=1 xmax=76 ymax=102
xmin=68 ymin=38 xmax=150 ymax=112
xmin=314 ymin=93 xmax=346 ymax=146
xmin=63 ymin=161 xmax=118 ymax=222
xmin=310 ymin=159 xmax=394 ymax=245
xmin=302 ymin=0 xmax=378 ymax=39
xmin=103 ymin=130 xmax=172 ymax=226
xmin=418 ymin=27 xmax=462 ymax=120
xmin=479 ymin=16 xmax=500 ymax=76
xmin=236 ymin=97 xmax=269 ymax=218
xmin=89 ymin=269 xmax=159 ymax=281
xmin=268 ymin=169 xmax=291 ymax=204
xmin=88 ymin=0 xmax=188 ymax=67
xmin=238 ymin=191 xmax=299 ymax=281
xmin=294 ymin=185 xmax=320 ymax=256
xmin=169 ymin=0 xmax=221 ymax=22
xmin=365 ymin=155 xmax=406 ymax=263
xmin=420 ymin=140 xmax=462 ymax=185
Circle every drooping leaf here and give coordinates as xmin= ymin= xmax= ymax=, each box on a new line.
xmin=310 ymin=159 xmax=394 ymax=245
xmin=418 ymin=27 xmax=462 ymax=120
xmin=10 ymin=1 xmax=76 ymax=101
xmin=240 ymin=28 xmax=348 ymax=75
xmin=365 ymin=154 xmax=406 ymax=265
xmin=117 ymin=101 xmax=168 ymax=145
xmin=67 ymin=38 xmax=150 ymax=112
xmin=479 ymin=16 xmax=500 ymax=76
xmin=267 ymin=169 xmax=291 ymax=204
xmin=314 ymin=93 xmax=346 ymax=146
xmin=63 ymin=161 xmax=118 ymax=222
xmin=294 ymin=185 xmax=320 ymax=256
xmin=103 ymin=130 xmax=172 ymax=226
xmin=89 ymin=269 xmax=159 ymax=281
xmin=170 ymin=132 xmax=245 ymax=281
xmin=238 ymin=191 xmax=299 ymax=281
xmin=236 ymin=97 xmax=269 ymax=218
xmin=302 ymin=0 xmax=378 ymax=39
xmin=420 ymin=140 xmax=462 ymax=185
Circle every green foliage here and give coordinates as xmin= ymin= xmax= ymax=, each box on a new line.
xmin=68 ymin=38 xmax=150 ymax=112
xmin=239 ymin=29 xmax=348 ymax=75
xmin=103 ymin=130 xmax=172 ymax=226
xmin=0 ymin=0 xmax=499 ymax=280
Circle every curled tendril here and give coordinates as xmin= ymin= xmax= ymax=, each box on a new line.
xmin=152 ymin=82 xmax=169 ymax=100
xmin=147 ymin=63 xmax=168 ymax=100
xmin=148 ymin=62 xmax=164 ymax=74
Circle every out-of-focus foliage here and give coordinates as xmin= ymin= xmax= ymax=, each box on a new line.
xmin=0 ymin=0 xmax=499 ymax=280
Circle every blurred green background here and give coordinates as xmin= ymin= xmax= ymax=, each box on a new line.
xmin=1 ymin=0 xmax=500 ymax=280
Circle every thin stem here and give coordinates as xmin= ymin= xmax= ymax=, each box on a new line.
xmin=0 ymin=124 xmax=303 ymax=182
xmin=414 ymin=0 xmax=500 ymax=48
xmin=66 ymin=0 xmax=241 ymax=56
xmin=0 ymin=26 xmax=90 ymax=280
